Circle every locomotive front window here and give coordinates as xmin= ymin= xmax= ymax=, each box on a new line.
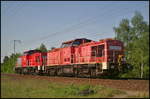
xmin=109 ymin=46 xmax=121 ymax=50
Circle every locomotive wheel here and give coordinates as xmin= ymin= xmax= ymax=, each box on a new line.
xmin=19 ymin=69 xmax=22 ymax=74
xmin=35 ymin=69 xmax=39 ymax=75
xmin=48 ymin=70 xmax=51 ymax=76
xmin=22 ymin=68 xmax=27 ymax=75
xmin=74 ymin=68 xmax=79 ymax=77
xmin=57 ymin=67 xmax=63 ymax=76
xmin=54 ymin=68 xmax=57 ymax=76
xmin=90 ymin=68 xmax=96 ymax=78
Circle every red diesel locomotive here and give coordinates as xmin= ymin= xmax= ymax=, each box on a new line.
xmin=15 ymin=38 xmax=126 ymax=77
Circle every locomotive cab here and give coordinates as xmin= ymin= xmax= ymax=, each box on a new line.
xmin=89 ymin=38 xmax=125 ymax=74
xmin=61 ymin=38 xmax=92 ymax=48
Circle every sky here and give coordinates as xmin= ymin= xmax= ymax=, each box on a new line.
xmin=1 ymin=1 xmax=149 ymax=62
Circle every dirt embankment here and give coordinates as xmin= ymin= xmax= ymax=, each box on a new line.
xmin=1 ymin=73 xmax=149 ymax=92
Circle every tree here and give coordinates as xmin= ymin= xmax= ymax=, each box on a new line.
xmin=113 ymin=11 xmax=149 ymax=79
xmin=1 ymin=53 xmax=21 ymax=73
xmin=3 ymin=56 xmax=9 ymax=63
xmin=36 ymin=43 xmax=47 ymax=52
xmin=114 ymin=19 xmax=131 ymax=46
xmin=51 ymin=47 xmax=56 ymax=50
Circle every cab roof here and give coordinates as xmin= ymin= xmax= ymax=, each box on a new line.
xmin=62 ymin=38 xmax=92 ymax=44
xmin=23 ymin=50 xmax=41 ymax=55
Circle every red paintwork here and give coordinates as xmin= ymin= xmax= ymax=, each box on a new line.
xmin=47 ymin=38 xmax=92 ymax=66
xmin=46 ymin=38 xmax=124 ymax=66
xmin=47 ymin=48 xmax=61 ymax=65
xmin=17 ymin=50 xmax=47 ymax=68
xmin=16 ymin=38 xmax=124 ymax=68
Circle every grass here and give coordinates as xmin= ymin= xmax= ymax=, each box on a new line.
xmin=1 ymin=74 xmax=145 ymax=98
xmin=127 ymin=92 xmax=149 ymax=98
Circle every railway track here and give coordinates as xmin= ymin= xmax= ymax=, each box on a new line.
xmin=1 ymin=73 xmax=149 ymax=92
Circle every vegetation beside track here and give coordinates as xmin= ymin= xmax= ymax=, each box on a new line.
xmin=1 ymin=74 xmax=124 ymax=98
xmin=1 ymin=74 xmax=149 ymax=98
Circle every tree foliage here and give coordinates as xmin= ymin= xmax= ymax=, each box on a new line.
xmin=114 ymin=11 xmax=149 ymax=79
xmin=1 ymin=53 xmax=21 ymax=73
xmin=36 ymin=43 xmax=47 ymax=52
xmin=51 ymin=47 xmax=56 ymax=50
xmin=3 ymin=56 xmax=9 ymax=63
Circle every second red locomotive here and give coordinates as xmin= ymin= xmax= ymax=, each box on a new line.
xmin=15 ymin=38 xmax=126 ymax=77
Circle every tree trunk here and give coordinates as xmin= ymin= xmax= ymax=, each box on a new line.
xmin=140 ymin=62 xmax=144 ymax=78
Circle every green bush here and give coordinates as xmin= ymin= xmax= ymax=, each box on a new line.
xmin=1 ymin=53 xmax=21 ymax=73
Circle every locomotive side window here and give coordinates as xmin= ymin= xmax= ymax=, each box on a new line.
xmin=61 ymin=43 xmax=72 ymax=48
xmin=72 ymin=41 xmax=81 ymax=46
xmin=91 ymin=46 xmax=97 ymax=57
xmin=42 ymin=56 xmax=47 ymax=65
xmin=27 ymin=60 xmax=30 ymax=66
xmin=91 ymin=45 xmax=104 ymax=57
xmin=85 ymin=39 xmax=92 ymax=43
xmin=97 ymin=45 xmax=104 ymax=57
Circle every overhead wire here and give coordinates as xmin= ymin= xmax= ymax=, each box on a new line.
xmin=5 ymin=3 xmax=24 ymax=55
xmin=27 ymin=6 xmax=130 ymax=50
xmin=15 ymin=4 xmax=132 ymax=51
xmin=49 ymin=5 xmax=131 ymax=42
xmin=22 ymin=4 xmax=124 ymax=48
xmin=42 ymin=5 xmax=133 ymax=48
xmin=20 ymin=5 xmax=111 ymax=49
xmin=22 ymin=4 xmax=109 ymax=44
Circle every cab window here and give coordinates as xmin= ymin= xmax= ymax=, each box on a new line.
xmin=91 ymin=45 xmax=104 ymax=57
xmin=61 ymin=43 xmax=72 ymax=48
xmin=97 ymin=45 xmax=104 ymax=57
xmin=72 ymin=41 xmax=82 ymax=46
